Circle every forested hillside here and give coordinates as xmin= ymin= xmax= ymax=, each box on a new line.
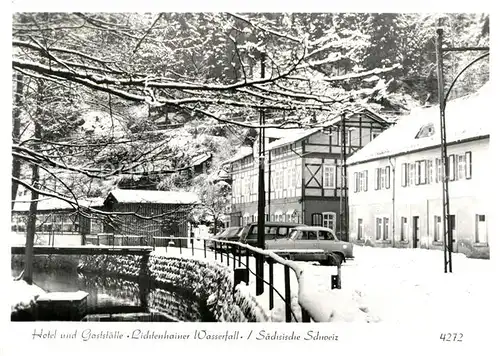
xmin=12 ymin=12 xmax=489 ymax=212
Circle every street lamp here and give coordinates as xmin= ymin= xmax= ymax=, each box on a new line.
xmin=435 ymin=26 xmax=489 ymax=273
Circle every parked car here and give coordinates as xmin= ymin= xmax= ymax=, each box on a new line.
xmin=207 ymin=226 xmax=243 ymax=251
xmin=238 ymin=222 xmax=306 ymax=247
xmin=265 ymin=226 xmax=354 ymax=265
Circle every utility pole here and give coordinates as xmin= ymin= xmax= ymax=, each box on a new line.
xmin=339 ymin=113 xmax=348 ymax=241
xmin=435 ymin=24 xmax=489 ymax=273
xmin=436 ymin=26 xmax=452 ymax=273
xmin=256 ymin=52 xmax=266 ymax=295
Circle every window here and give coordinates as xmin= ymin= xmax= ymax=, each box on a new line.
xmin=375 ymin=218 xmax=382 ymax=240
xmin=323 ymin=165 xmax=336 ymax=188
xmin=475 ymin=214 xmax=487 ymax=244
xmin=305 ymin=231 xmax=318 ymax=240
xmin=401 ymin=217 xmax=408 ymax=241
xmin=448 ymin=155 xmax=456 ymax=181
xmin=375 ymin=166 xmax=391 ymax=190
xmin=383 ymin=217 xmax=389 ymax=240
xmin=357 ymin=219 xmax=363 ymax=240
xmin=356 ymin=170 xmax=368 ymax=192
xmin=311 ymin=213 xmax=322 ymax=226
xmin=426 ymin=159 xmax=433 ymax=184
xmin=457 ymin=154 xmax=466 ymax=180
xmin=465 ymin=151 xmax=472 ymax=179
xmin=409 ymin=163 xmax=415 ymax=186
xmin=319 ymin=230 xmax=336 ymax=240
xmin=291 ymin=167 xmax=297 ymax=187
xmin=322 ymin=212 xmax=336 ymax=230
xmin=401 ymin=163 xmax=408 ymax=187
xmin=434 ymin=216 xmax=442 ymax=242
xmin=415 ymin=123 xmax=435 ymax=138
xmin=416 ymin=160 xmax=427 ymax=185
xmin=436 ymin=158 xmax=442 ymax=183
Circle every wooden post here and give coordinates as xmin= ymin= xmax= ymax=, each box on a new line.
xmin=203 ymin=240 xmax=207 ymax=258
xmin=301 ymin=308 xmax=311 ymax=322
xmin=233 ymin=267 xmax=249 ymax=291
xmin=245 ymin=248 xmax=250 ymax=285
xmin=284 ymin=265 xmax=292 ymax=322
xmin=268 ymin=259 xmax=274 ymax=310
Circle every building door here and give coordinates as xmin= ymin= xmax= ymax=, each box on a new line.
xmin=412 ymin=216 xmax=419 ymax=248
xmin=449 ymin=215 xmax=457 ymax=252
xmin=476 ymin=214 xmax=487 ymax=244
xmin=357 ymin=219 xmax=363 ymax=241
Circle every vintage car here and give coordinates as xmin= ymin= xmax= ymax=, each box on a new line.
xmin=207 ymin=226 xmax=243 ymax=250
xmin=238 ymin=222 xmax=306 ymax=247
xmin=264 ymin=226 xmax=354 ymax=265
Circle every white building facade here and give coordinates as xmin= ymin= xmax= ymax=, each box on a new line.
xmin=347 ymin=84 xmax=491 ymax=258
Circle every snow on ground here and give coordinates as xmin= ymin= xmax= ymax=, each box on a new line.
xmin=12 ymin=234 xmax=495 ymax=323
xmin=339 ymin=246 xmax=495 ymax=323
xmin=156 ymin=240 xmax=496 ymax=323
xmin=10 ymin=280 xmax=45 ymax=312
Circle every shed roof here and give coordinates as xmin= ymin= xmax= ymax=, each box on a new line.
xmin=12 ymin=197 xmax=102 ymax=213
xmin=347 ymin=83 xmax=492 ymax=165
xmin=107 ymin=189 xmax=200 ymax=205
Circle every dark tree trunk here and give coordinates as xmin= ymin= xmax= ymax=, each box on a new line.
xmin=23 ymin=80 xmax=43 ymax=285
xmin=11 ymin=72 xmax=23 ymax=209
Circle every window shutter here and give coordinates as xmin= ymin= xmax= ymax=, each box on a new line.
xmin=401 ymin=163 xmax=407 ymax=187
xmin=465 ymin=151 xmax=472 ymax=179
xmin=354 ymin=172 xmax=359 ymax=193
xmin=415 ymin=161 xmax=420 ymax=186
xmin=449 ymin=155 xmax=456 ymax=181
xmin=385 ymin=166 xmax=391 ymax=189
xmin=375 ymin=168 xmax=380 ymax=190
xmin=364 ymin=170 xmax=368 ymax=192
xmin=435 ymin=158 xmax=440 ymax=183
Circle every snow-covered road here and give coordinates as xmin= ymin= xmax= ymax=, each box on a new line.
xmin=290 ymin=246 xmax=496 ymax=323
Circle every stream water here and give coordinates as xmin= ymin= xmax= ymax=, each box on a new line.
xmin=11 ymin=266 xmax=212 ymax=322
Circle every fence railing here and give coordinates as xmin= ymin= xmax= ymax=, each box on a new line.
xmin=151 ymin=236 xmax=342 ymax=323
xmin=20 ymin=231 xmax=342 ymax=322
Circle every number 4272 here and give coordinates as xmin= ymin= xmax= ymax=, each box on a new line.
xmin=440 ymin=333 xmax=463 ymax=342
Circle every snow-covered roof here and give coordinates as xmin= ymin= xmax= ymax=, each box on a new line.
xmin=107 ymin=189 xmax=200 ymax=205
xmin=12 ymin=197 xmax=103 ymax=212
xmin=347 ymin=83 xmax=492 ymax=165
xmin=267 ymin=128 xmax=321 ymax=150
xmin=191 ymin=153 xmax=212 ymax=166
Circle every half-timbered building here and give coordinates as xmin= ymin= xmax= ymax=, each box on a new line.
xmin=346 ymin=83 xmax=491 ymax=258
xmin=227 ymin=109 xmax=391 ymax=239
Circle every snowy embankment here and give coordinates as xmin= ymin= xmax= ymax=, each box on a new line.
xmin=10 ymin=280 xmax=45 ymax=315
xmin=77 ymin=252 xmax=269 ymax=322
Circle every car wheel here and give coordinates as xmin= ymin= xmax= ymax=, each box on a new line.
xmin=329 ymin=253 xmax=343 ymax=266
